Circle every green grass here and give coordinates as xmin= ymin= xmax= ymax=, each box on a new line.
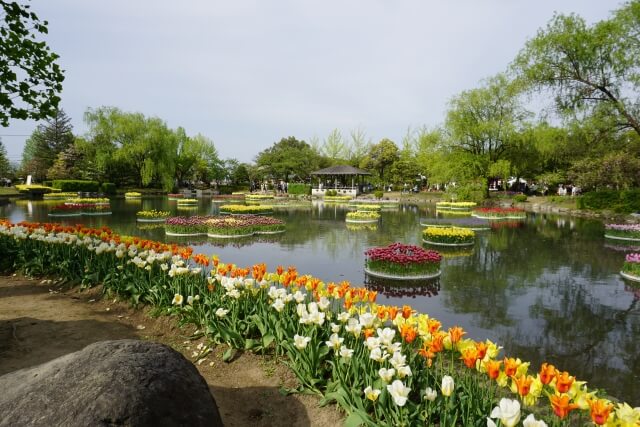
xmin=0 ymin=187 xmax=21 ymax=196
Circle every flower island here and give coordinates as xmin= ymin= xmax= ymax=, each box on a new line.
xmin=124 ymin=191 xmax=142 ymax=199
xmin=621 ymin=253 xmax=640 ymax=282
xmin=604 ymin=224 xmax=640 ymax=242
xmin=164 ymin=215 xmax=284 ymax=237
xmin=345 ymin=210 xmax=380 ymax=223
xmin=420 ymin=216 xmax=491 ymax=231
xmin=365 ymin=242 xmax=442 ymax=280
xmin=167 ymin=193 xmax=184 ymax=200
xmin=219 ymin=204 xmax=274 ymax=215
xmin=49 ymin=199 xmax=112 ymax=217
xmin=435 ymin=201 xmax=477 ymax=211
xmin=176 ymin=198 xmax=198 ymax=205
xmin=472 ymin=207 xmax=526 ymax=220
xmin=348 ymin=203 xmax=381 ymax=212
xmin=43 ymin=192 xmax=79 ymax=200
xmin=423 ymin=226 xmax=475 ymax=246
xmin=136 ymin=210 xmax=171 ymax=223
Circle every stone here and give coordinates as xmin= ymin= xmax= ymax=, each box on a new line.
xmin=0 ymin=339 xmax=223 ymax=427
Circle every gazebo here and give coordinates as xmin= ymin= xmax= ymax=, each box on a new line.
xmin=310 ymin=165 xmax=371 ymax=197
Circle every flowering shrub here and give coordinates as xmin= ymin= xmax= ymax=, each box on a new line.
xmin=124 ymin=192 xmax=142 ymax=198
xmin=605 ymin=224 xmax=640 ymax=239
xmin=0 ymin=218 xmax=638 ymax=426
xmin=206 ymin=215 xmax=285 ymax=236
xmin=472 ymin=207 xmax=526 ymax=219
xmin=436 ymin=201 xmax=477 ymax=210
xmin=622 ymin=253 xmax=640 ymax=277
xmin=423 ymin=227 xmax=475 ymax=245
xmin=365 ymin=243 xmax=441 ymax=277
xmin=137 ymin=210 xmax=171 ymax=219
xmin=219 ymin=204 xmax=273 ymax=215
xmin=346 ymin=211 xmax=380 ymax=221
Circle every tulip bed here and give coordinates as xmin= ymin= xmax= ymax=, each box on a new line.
xmin=349 ymin=204 xmax=382 ymax=212
xmin=365 ymin=243 xmax=441 ymax=279
xmin=0 ymin=219 xmax=637 ymax=426
xmin=324 ymin=195 xmax=353 ymax=202
xmin=346 ymin=211 xmax=380 ymax=223
xmin=205 ymin=215 xmax=285 ymax=237
xmin=65 ymin=197 xmax=110 ymax=205
xmin=124 ymin=192 xmax=142 ymax=198
xmin=604 ymin=224 xmax=640 ymax=241
xmin=472 ymin=208 xmax=526 ymax=219
xmin=245 ymin=194 xmax=275 ymax=201
xmin=136 ymin=210 xmax=171 ymax=222
xmin=167 ymin=193 xmax=184 ymax=200
xmin=219 ymin=204 xmax=273 ymax=215
xmin=43 ymin=192 xmax=78 ymax=200
xmin=621 ymin=253 xmax=640 ymax=281
xmin=423 ymin=227 xmax=475 ymax=246
xmin=436 ymin=201 xmax=477 ymax=210
xmin=420 ymin=217 xmax=491 ymax=231
xmin=177 ymin=198 xmax=198 ymax=205
xmin=164 ymin=216 xmax=212 ymax=235
xmin=49 ymin=203 xmax=112 ymax=217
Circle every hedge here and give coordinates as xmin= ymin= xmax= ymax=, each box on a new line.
xmin=577 ymin=189 xmax=640 ymax=213
xmin=287 ymin=183 xmax=311 ymax=195
xmin=52 ymin=180 xmax=100 ymax=192
xmin=101 ymin=182 xmax=116 ymax=195
xmin=217 ymin=185 xmax=250 ymax=195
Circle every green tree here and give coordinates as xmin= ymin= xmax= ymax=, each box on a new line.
xmin=20 ymin=131 xmax=51 ymax=181
xmin=488 ymin=159 xmax=512 ymax=193
xmin=0 ymin=1 xmax=64 ymax=126
xmin=0 ymin=138 xmax=10 ymax=178
xmin=174 ymin=130 xmax=222 ymax=185
xmin=255 ymin=137 xmax=321 ymax=181
xmin=390 ymin=133 xmax=420 ymax=186
xmin=321 ymin=128 xmax=347 ymax=164
xmin=361 ymin=138 xmax=399 ymax=183
xmin=513 ymin=3 xmax=640 ymax=136
xmin=47 ymin=142 xmax=84 ymax=180
xmin=347 ymin=127 xmax=371 ymax=168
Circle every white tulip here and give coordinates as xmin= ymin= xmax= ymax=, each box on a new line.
xmin=441 ymin=375 xmax=454 ymax=397
xmin=522 ymin=413 xmax=547 ymax=427
xmin=424 ymin=387 xmax=437 ymax=402
xmin=378 ymin=367 xmax=395 ymax=383
xmin=386 ymin=380 xmax=410 ymax=407
xmin=489 ymin=398 xmax=521 ymax=427
xmin=293 ymin=334 xmax=311 ymax=350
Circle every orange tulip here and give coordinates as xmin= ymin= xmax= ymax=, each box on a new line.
xmin=503 ymin=357 xmax=520 ymax=377
xmin=448 ymin=326 xmax=465 ymax=344
xmin=368 ymin=290 xmax=377 ymax=303
xmin=427 ymin=318 xmax=441 ymax=334
xmin=460 ymin=347 xmax=478 ymax=369
xmin=514 ymin=374 xmax=534 ymax=397
xmin=400 ymin=324 xmax=418 ymax=344
xmin=387 ymin=306 xmax=399 ymax=321
xmin=276 ymin=265 xmax=284 ymax=275
xmin=486 ymin=360 xmax=502 ymax=380
xmin=401 ymin=305 xmax=413 ymax=319
xmin=539 ymin=362 xmax=556 ymax=385
xmin=363 ymin=328 xmax=375 ymax=339
xmin=429 ymin=332 xmax=445 ymax=353
xmin=376 ymin=305 xmax=387 ymax=319
xmin=475 ymin=341 xmax=488 ymax=360
xmin=554 ymin=371 xmax=574 ymax=393
xmin=550 ymin=394 xmax=579 ymax=419
xmin=588 ymin=399 xmax=614 ymax=425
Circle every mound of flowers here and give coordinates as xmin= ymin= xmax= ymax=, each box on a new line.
xmin=365 ymin=243 xmax=442 ymax=279
xmin=167 ymin=193 xmax=184 ymax=200
xmin=43 ymin=192 xmax=78 ymax=200
xmin=65 ymin=197 xmax=110 ymax=205
xmin=0 ymin=219 xmax=637 ymax=426
xmin=206 ymin=214 xmax=285 ymax=237
xmin=423 ymin=227 xmax=475 ymax=246
xmin=49 ymin=203 xmax=112 ymax=216
xmin=436 ymin=201 xmax=477 ymax=210
xmin=472 ymin=207 xmax=526 ymax=219
xmin=219 ymin=204 xmax=273 ymax=215
xmin=177 ymin=198 xmax=198 ymax=205
xmin=164 ymin=216 xmax=211 ymax=235
xmin=136 ymin=210 xmax=171 ymax=222
xmin=349 ymin=204 xmax=381 ymax=212
xmin=420 ymin=217 xmax=490 ymax=230
xmin=605 ymin=224 xmax=640 ymax=241
xmin=621 ymin=253 xmax=640 ymax=281
xmin=124 ymin=192 xmax=142 ymax=198
xmin=346 ymin=210 xmax=380 ymax=223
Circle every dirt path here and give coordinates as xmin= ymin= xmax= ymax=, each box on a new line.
xmin=0 ymin=274 xmax=343 ymax=427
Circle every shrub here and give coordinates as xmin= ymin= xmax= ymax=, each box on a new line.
xmin=447 ymin=180 xmax=486 ymax=203
xmin=52 ymin=180 xmax=100 ymax=192
xmin=374 ymin=190 xmax=383 ymax=199
xmin=325 ymin=189 xmax=338 ymax=197
xmin=101 ymin=182 xmax=116 ymax=195
xmin=577 ymin=190 xmax=640 ymax=213
xmin=513 ymin=194 xmax=527 ymax=203
xmin=287 ymin=183 xmax=311 ymax=195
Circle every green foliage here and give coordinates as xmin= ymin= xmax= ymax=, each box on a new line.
xmin=569 ymin=150 xmax=640 ymax=190
xmin=0 ymin=1 xmax=64 ymax=126
xmin=100 ymin=182 xmax=116 ymax=195
xmin=287 ymin=183 xmax=311 ymax=195
xmin=0 ymin=140 xmax=10 ymax=178
xmin=325 ymin=189 xmax=338 ymax=197
xmin=217 ymin=184 xmax=249 ymax=195
xmin=447 ymin=180 xmax=487 ymax=203
xmin=513 ymin=194 xmax=528 ymax=202
xmin=374 ymin=190 xmax=383 ymax=199
xmin=361 ymin=138 xmax=399 ymax=181
xmin=256 ymin=137 xmax=322 ymax=181
xmin=52 ymin=180 xmax=99 ymax=192
xmin=577 ymin=189 xmax=640 ymax=213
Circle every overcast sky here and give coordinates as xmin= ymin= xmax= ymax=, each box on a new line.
xmin=2 ymin=0 xmax=619 ymax=164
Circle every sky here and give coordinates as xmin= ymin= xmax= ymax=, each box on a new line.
xmin=1 ymin=0 xmax=619 ymax=165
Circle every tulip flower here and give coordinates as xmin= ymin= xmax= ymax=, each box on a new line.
xmin=325 ymin=333 xmax=344 ymax=351
xmin=489 ymin=398 xmax=521 ymax=427
xmin=364 ymin=386 xmax=381 ymax=402
xmin=339 ymin=346 xmax=354 ymax=359
xmin=549 ymin=393 xmax=579 ymax=419
xmin=215 ymin=307 xmax=229 ymax=318
xmin=522 ymin=413 xmax=548 ymax=427
xmin=513 ymin=374 xmax=534 ymax=397
xmin=539 ymin=362 xmax=556 ymax=385
xmin=171 ymin=293 xmax=184 ymax=306
xmin=378 ymin=367 xmax=395 ymax=383
xmin=293 ymin=334 xmax=311 ymax=350
xmin=485 ymin=360 xmax=502 ymax=380
xmin=554 ymin=371 xmax=574 ymax=393
xmin=441 ymin=375 xmax=455 ymax=397
xmin=424 ymin=387 xmax=437 ymax=402
xmin=588 ymin=399 xmax=614 ymax=425
xmin=386 ymin=380 xmax=410 ymax=406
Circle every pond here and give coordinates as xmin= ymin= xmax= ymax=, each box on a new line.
xmin=2 ymin=196 xmax=639 ymax=405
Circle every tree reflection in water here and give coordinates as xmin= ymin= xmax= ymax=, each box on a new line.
xmin=365 ymin=275 xmax=440 ymax=299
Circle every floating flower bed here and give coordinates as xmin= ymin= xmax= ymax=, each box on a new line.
xmin=435 ymin=209 xmax=472 ymax=217
xmin=136 ymin=210 xmax=171 ymax=222
xmin=365 ymin=242 xmax=441 ymax=279
xmin=124 ymin=192 xmax=142 ymax=198
xmin=345 ymin=210 xmax=380 ymax=223
xmin=348 ymin=204 xmax=381 ymax=212
xmin=167 ymin=193 xmax=184 ymax=200
xmin=43 ymin=192 xmax=78 ymax=200
xmin=219 ymin=204 xmax=273 ymax=215
xmin=436 ymin=201 xmax=477 ymax=210
xmin=621 ymin=253 xmax=640 ymax=282
xmin=423 ymin=226 xmax=475 ymax=246
xmin=420 ymin=217 xmax=490 ymax=231
xmin=604 ymin=224 xmax=640 ymax=242
xmin=245 ymin=194 xmax=274 ymax=200
xmin=472 ymin=207 xmax=526 ymax=219
xmin=0 ymin=218 xmax=636 ymax=426
xmin=49 ymin=203 xmax=111 ymax=217
xmin=206 ymin=215 xmax=285 ymax=238
xmin=323 ymin=195 xmax=352 ymax=202
xmin=177 ymin=198 xmax=198 ymax=205
xmin=81 ymin=203 xmax=113 ymax=215
xmin=65 ymin=197 xmax=110 ymax=205
xmin=164 ymin=216 xmax=211 ymax=236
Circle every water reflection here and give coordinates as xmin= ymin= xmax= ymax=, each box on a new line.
xmin=1 ymin=198 xmax=639 ymax=404
xmin=365 ymin=275 xmax=440 ymax=299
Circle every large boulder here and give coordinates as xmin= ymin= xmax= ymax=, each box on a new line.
xmin=0 ymin=339 xmax=223 ymax=426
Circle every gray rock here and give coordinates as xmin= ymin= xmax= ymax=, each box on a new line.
xmin=0 ymin=339 xmax=223 ymax=427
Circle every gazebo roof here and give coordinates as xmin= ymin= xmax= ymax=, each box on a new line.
xmin=310 ymin=165 xmax=371 ymax=176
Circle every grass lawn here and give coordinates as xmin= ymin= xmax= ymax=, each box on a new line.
xmin=0 ymin=187 xmax=20 ymax=196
